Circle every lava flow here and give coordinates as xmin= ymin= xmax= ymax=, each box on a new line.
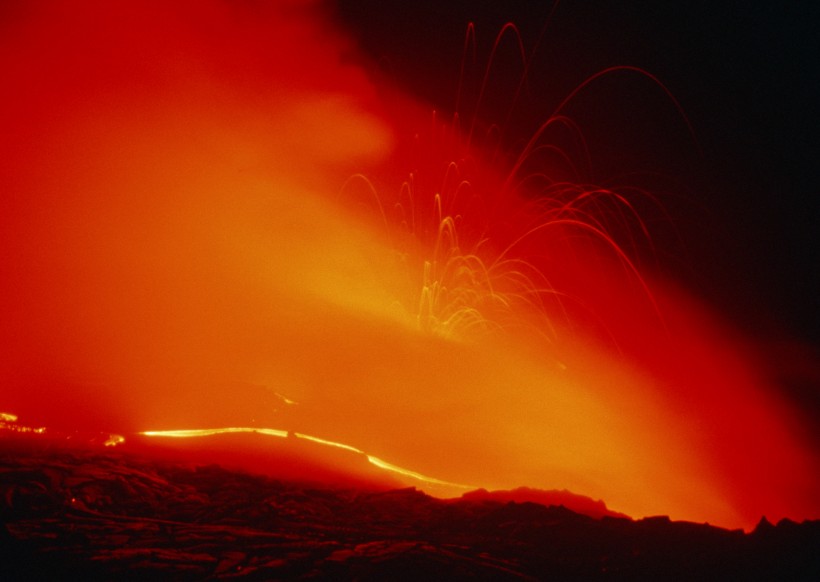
xmin=1 ymin=0 xmax=818 ymax=532
xmin=140 ymin=427 xmax=472 ymax=493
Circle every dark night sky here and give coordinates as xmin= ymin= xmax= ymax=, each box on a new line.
xmin=335 ymin=0 xmax=820 ymax=346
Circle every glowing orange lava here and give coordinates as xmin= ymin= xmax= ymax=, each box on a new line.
xmin=1 ymin=411 xmax=123 ymax=445
xmin=0 ymin=413 xmax=45 ymax=436
xmin=0 ymin=0 xmax=817 ymax=532
xmin=140 ymin=427 xmax=471 ymax=493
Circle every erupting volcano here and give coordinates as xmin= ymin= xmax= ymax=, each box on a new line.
xmin=1 ymin=0 xmax=819 ymax=578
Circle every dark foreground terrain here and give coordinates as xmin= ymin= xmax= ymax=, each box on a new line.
xmin=2 ymin=436 xmax=818 ymax=581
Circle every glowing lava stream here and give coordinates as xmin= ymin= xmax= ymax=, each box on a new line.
xmin=140 ymin=427 xmax=474 ymax=491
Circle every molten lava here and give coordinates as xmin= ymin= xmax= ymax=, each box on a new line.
xmin=140 ymin=427 xmax=472 ymax=493
xmin=0 ymin=0 xmax=817 ymax=531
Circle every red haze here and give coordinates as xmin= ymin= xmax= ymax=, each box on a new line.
xmin=1 ymin=0 xmax=817 ymax=530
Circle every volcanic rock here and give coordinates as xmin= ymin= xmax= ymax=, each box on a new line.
xmin=1 ymin=435 xmax=818 ymax=580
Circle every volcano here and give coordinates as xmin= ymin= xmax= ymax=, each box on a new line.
xmin=1 ymin=0 xmax=819 ymax=577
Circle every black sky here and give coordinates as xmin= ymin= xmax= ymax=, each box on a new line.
xmin=335 ymin=0 xmax=820 ymax=346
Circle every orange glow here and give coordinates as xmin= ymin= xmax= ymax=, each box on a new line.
xmin=0 ymin=411 xmax=45 ymax=435
xmin=1 ymin=410 xmax=123 ymax=444
xmin=1 ymin=0 xmax=817 ymax=532
xmin=141 ymin=427 xmax=472 ymax=493
xmin=103 ymin=435 xmax=126 ymax=447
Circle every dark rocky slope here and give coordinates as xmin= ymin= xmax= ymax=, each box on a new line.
xmin=2 ymin=436 xmax=818 ymax=580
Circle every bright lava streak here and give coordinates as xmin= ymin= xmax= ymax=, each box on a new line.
xmin=294 ymin=432 xmax=362 ymax=454
xmin=364 ymin=456 xmax=468 ymax=488
xmin=140 ymin=427 xmax=473 ymax=490
xmin=141 ymin=427 xmax=289 ymax=439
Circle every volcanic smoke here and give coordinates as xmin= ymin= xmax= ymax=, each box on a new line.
xmin=1 ymin=0 xmax=817 ymax=532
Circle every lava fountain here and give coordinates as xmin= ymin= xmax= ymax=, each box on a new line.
xmin=0 ymin=0 xmax=817 ymax=531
